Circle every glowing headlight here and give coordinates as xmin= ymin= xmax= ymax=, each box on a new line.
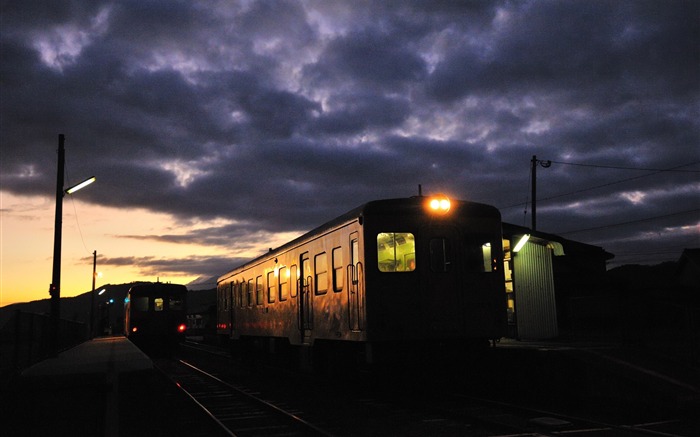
xmin=428 ymin=195 xmax=451 ymax=214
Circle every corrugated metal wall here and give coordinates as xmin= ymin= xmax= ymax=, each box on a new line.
xmin=513 ymin=241 xmax=558 ymax=339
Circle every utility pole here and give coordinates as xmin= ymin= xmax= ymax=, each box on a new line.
xmin=49 ymin=134 xmax=95 ymax=355
xmin=531 ymin=155 xmax=537 ymax=231
xmin=531 ymin=155 xmax=552 ymax=232
xmin=90 ymin=250 xmax=96 ymax=339
xmin=49 ymin=134 xmax=65 ymax=357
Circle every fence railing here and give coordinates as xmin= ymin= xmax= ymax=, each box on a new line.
xmin=0 ymin=311 xmax=88 ymax=379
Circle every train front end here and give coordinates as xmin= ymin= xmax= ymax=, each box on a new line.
xmin=125 ymin=283 xmax=188 ymax=351
xmin=361 ymin=195 xmax=507 ymax=350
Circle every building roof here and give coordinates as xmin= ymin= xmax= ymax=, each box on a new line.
xmin=502 ymin=222 xmax=615 ymax=260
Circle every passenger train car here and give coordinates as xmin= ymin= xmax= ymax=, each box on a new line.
xmin=217 ymin=195 xmax=506 ymax=366
xmin=124 ymin=282 xmax=187 ymax=351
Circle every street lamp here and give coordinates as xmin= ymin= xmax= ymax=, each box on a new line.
xmin=49 ymin=134 xmax=95 ymax=356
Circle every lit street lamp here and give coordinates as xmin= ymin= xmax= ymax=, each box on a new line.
xmin=49 ymin=134 xmax=95 ymax=356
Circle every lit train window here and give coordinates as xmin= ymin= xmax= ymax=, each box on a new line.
xmin=315 ymin=252 xmax=328 ymax=294
xmin=247 ymin=279 xmax=254 ymax=306
xmin=332 ymin=247 xmax=343 ymax=292
xmin=279 ymin=267 xmax=288 ymax=301
xmin=377 ymin=233 xmax=416 ymax=272
xmin=290 ymin=265 xmax=298 ymax=298
xmin=256 ymin=276 xmax=263 ymax=305
xmin=267 ymin=271 xmax=276 ymax=303
xmin=154 ymin=297 xmax=164 ymax=312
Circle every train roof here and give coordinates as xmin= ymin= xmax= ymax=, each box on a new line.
xmin=128 ymin=282 xmax=188 ymax=294
xmin=218 ymin=197 xmax=500 ymax=282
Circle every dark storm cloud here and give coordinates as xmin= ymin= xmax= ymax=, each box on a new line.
xmin=2 ymin=0 xmax=698 ymax=274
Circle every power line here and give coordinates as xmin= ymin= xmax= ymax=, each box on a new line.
xmin=559 ymin=208 xmax=700 ymax=235
xmin=550 ymin=160 xmax=700 ymax=172
xmin=499 ymin=160 xmax=700 ymax=210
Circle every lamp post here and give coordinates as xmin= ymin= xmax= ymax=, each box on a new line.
xmin=49 ymin=134 xmax=95 ymax=356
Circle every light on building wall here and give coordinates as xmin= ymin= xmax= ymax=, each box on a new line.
xmin=513 ymin=234 xmax=530 ymax=253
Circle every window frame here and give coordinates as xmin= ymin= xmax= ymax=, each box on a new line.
xmin=314 ymin=252 xmax=328 ymax=295
xmin=332 ymin=246 xmax=343 ymax=292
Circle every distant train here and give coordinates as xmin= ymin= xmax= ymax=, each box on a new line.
xmin=124 ymin=282 xmax=187 ymax=351
xmin=217 ymin=196 xmax=507 ymax=367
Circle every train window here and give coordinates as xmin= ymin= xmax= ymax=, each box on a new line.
xmin=430 ymin=238 xmax=452 ymax=272
xmin=315 ymin=252 xmax=328 ymax=295
xmin=256 ymin=276 xmax=263 ymax=305
xmin=217 ymin=285 xmax=225 ymax=311
xmin=133 ymin=297 xmax=149 ymax=312
xmin=377 ymin=232 xmax=416 ymax=272
xmin=267 ymin=271 xmax=276 ymax=303
xmin=154 ymin=297 xmax=164 ymax=312
xmin=332 ymin=247 xmax=343 ymax=292
xmin=351 ymin=238 xmax=359 ymax=282
xmin=290 ymin=265 xmax=298 ymax=298
xmin=169 ymin=296 xmax=184 ymax=311
xmin=247 ymin=279 xmax=254 ymax=306
xmin=464 ymin=236 xmax=495 ymax=273
xmin=279 ymin=267 xmax=289 ymax=301
xmin=239 ymin=281 xmax=245 ymax=308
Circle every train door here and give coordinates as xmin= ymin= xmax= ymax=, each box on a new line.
xmin=151 ymin=294 xmax=168 ymax=339
xmin=424 ymin=225 xmax=464 ymax=335
xmin=299 ymin=252 xmax=313 ymax=343
xmin=348 ymin=232 xmax=364 ymax=331
xmin=228 ymin=281 xmax=236 ymax=337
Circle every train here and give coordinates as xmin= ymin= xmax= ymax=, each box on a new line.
xmin=217 ymin=195 xmax=507 ymax=367
xmin=124 ymin=282 xmax=188 ymax=352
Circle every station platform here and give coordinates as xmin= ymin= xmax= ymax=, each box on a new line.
xmin=492 ymin=338 xmax=700 ymax=419
xmin=3 ymin=336 xmax=163 ymax=437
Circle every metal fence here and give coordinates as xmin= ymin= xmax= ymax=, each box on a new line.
xmin=0 ymin=311 xmax=88 ymax=380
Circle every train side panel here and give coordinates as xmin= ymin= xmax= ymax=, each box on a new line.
xmin=217 ymin=219 xmax=365 ymax=346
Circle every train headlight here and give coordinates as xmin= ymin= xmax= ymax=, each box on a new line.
xmin=427 ymin=195 xmax=451 ymax=214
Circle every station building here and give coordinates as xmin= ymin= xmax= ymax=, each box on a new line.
xmin=501 ymin=223 xmax=615 ymax=340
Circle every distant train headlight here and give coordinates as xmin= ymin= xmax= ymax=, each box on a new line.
xmin=427 ymin=195 xmax=451 ymax=214
xmin=131 ymin=326 xmax=138 ymax=333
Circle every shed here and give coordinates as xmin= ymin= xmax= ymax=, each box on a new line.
xmin=502 ymin=223 xmax=614 ymax=340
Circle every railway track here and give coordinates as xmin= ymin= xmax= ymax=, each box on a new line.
xmin=156 ymin=358 xmax=336 ymax=437
xmin=443 ymin=393 xmax=691 ymax=437
xmin=166 ymin=342 xmax=697 ymax=436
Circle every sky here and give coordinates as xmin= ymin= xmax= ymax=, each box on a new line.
xmin=1 ymin=0 xmax=699 ymax=307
